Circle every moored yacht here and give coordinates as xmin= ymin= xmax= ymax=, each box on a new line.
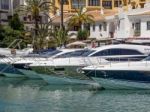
xmin=12 ymin=49 xmax=81 ymax=79
xmin=29 ymin=44 xmax=150 ymax=84
xmin=83 ymin=56 xmax=150 ymax=89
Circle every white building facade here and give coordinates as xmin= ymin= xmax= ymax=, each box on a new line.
xmin=115 ymin=2 xmax=150 ymax=39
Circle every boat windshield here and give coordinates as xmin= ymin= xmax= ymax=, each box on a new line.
xmin=42 ymin=50 xmax=62 ymax=57
xmin=24 ymin=50 xmax=62 ymax=57
xmin=143 ymin=56 xmax=150 ymax=61
xmin=55 ymin=50 xmax=95 ymax=58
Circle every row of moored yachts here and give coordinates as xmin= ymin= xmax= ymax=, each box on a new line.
xmin=1 ymin=44 xmax=150 ymax=89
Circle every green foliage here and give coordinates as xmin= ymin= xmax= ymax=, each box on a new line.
xmin=0 ymin=25 xmax=5 ymax=41
xmin=77 ymin=29 xmax=88 ymax=40
xmin=33 ymin=22 xmax=53 ymax=50
xmin=9 ymin=13 xmax=24 ymax=31
xmin=0 ymin=25 xmax=29 ymax=48
xmin=17 ymin=0 xmax=56 ymax=35
xmin=68 ymin=7 xmax=94 ymax=29
xmin=16 ymin=0 xmax=56 ymax=50
xmin=52 ymin=29 xmax=68 ymax=47
xmin=1 ymin=26 xmax=24 ymax=48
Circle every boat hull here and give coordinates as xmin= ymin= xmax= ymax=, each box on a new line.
xmin=84 ymin=70 xmax=150 ymax=89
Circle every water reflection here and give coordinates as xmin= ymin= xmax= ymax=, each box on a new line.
xmin=0 ymin=77 xmax=150 ymax=112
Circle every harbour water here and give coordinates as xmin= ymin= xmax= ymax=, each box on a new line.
xmin=0 ymin=77 xmax=150 ymax=112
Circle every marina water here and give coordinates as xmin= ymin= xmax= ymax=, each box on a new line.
xmin=0 ymin=77 xmax=150 ymax=112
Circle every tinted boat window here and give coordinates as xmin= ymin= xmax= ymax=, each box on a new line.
xmin=91 ymin=48 xmax=143 ymax=56
xmin=24 ymin=50 xmax=61 ymax=57
xmin=143 ymin=56 xmax=150 ymax=61
xmin=55 ymin=50 xmax=95 ymax=58
xmin=43 ymin=50 xmax=62 ymax=57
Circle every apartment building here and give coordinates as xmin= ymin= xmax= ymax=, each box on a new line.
xmin=0 ymin=0 xmax=12 ymax=24
xmin=0 ymin=0 xmax=49 ymax=32
xmin=115 ymin=1 xmax=150 ymax=39
xmin=0 ymin=0 xmax=26 ymax=24
xmin=54 ymin=0 xmax=148 ymax=13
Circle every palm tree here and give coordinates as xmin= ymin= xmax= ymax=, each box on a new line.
xmin=51 ymin=28 xmax=68 ymax=48
xmin=35 ymin=21 xmax=52 ymax=50
xmin=17 ymin=0 xmax=56 ymax=35
xmin=68 ymin=7 xmax=94 ymax=30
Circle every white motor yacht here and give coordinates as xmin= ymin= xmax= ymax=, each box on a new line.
xmin=30 ymin=44 xmax=150 ymax=84
xmin=83 ymin=56 xmax=150 ymax=89
xmin=12 ymin=49 xmax=81 ymax=79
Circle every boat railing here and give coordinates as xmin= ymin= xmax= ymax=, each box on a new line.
xmin=0 ymin=56 xmax=22 ymax=74
xmin=80 ymin=56 xmax=150 ymax=67
xmin=101 ymin=57 xmax=150 ymax=67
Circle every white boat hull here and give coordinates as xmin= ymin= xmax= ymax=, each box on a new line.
xmin=92 ymin=77 xmax=150 ymax=90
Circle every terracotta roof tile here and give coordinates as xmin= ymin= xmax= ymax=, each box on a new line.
xmin=52 ymin=13 xmax=73 ymax=24
xmin=86 ymin=10 xmax=118 ymax=21
xmin=52 ymin=10 xmax=118 ymax=24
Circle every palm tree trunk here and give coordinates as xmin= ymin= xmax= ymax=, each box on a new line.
xmin=33 ymin=16 xmax=39 ymax=50
xmin=60 ymin=0 xmax=64 ymax=30
xmin=35 ymin=17 xmax=39 ymax=35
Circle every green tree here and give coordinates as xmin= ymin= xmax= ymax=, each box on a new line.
xmin=34 ymin=22 xmax=52 ymax=50
xmin=17 ymin=0 xmax=56 ymax=35
xmin=9 ymin=13 xmax=24 ymax=31
xmin=1 ymin=26 xmax=24 ymax=48
xmin=52 ymin=28 xmax=68 ymax=48
xmin=0 ymin=25 xmax=5 ymax=41
xmin=77 ymin=29 xmax=89 ymax=40
xmin=68 ymin=8 xmax=94 ymax=30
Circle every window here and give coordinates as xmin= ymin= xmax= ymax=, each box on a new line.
xmin=103 ymin=22 xmax=107 ymax=31
xmin=120 ymin=49 xmax=143 ymax=55
xmin=91 ymin=49 xmax=110 ymax=56
xmin=55 ymin=50 xmax=95 ymax=58
xmin=72 ymin=0 xmax=85 ymax=9
xmin=59 ymin=0 xmax=68 ymax=4
xmin=132 ymin=23 xmax=134 ymax=29
xmin=1 ymin=0 xmax=9 ymax=10
xmin=114 ymin=0 xmax=122 ymax=7
xmin=99 ymin=24 xmax=102 ymax=31
xmin=23 ymin=17 xmax=27 ymax=21
xmin=43 ymin=50 xmax=62 ymax=57
xmin=28 ymin=15 xmax=32 ymax=21
xmin=63 ymin=0 xmax=69 ymax=5
xmin=144 ymin=56 xmax=150 ymax=61
xmin=147 ymin=21 xmax=150 ymax=30
xmin=102 ymin=1 xmax=112 ymax=9
xmin=135 ymin=23 xmax=140 ymax=30
xmin=93 ymin=24 xmax=95 ymax=31
xmin=88 ymin=0 xmax=100 ymax=6
xmin=91 ymin=48 xmax=143 ymax=56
